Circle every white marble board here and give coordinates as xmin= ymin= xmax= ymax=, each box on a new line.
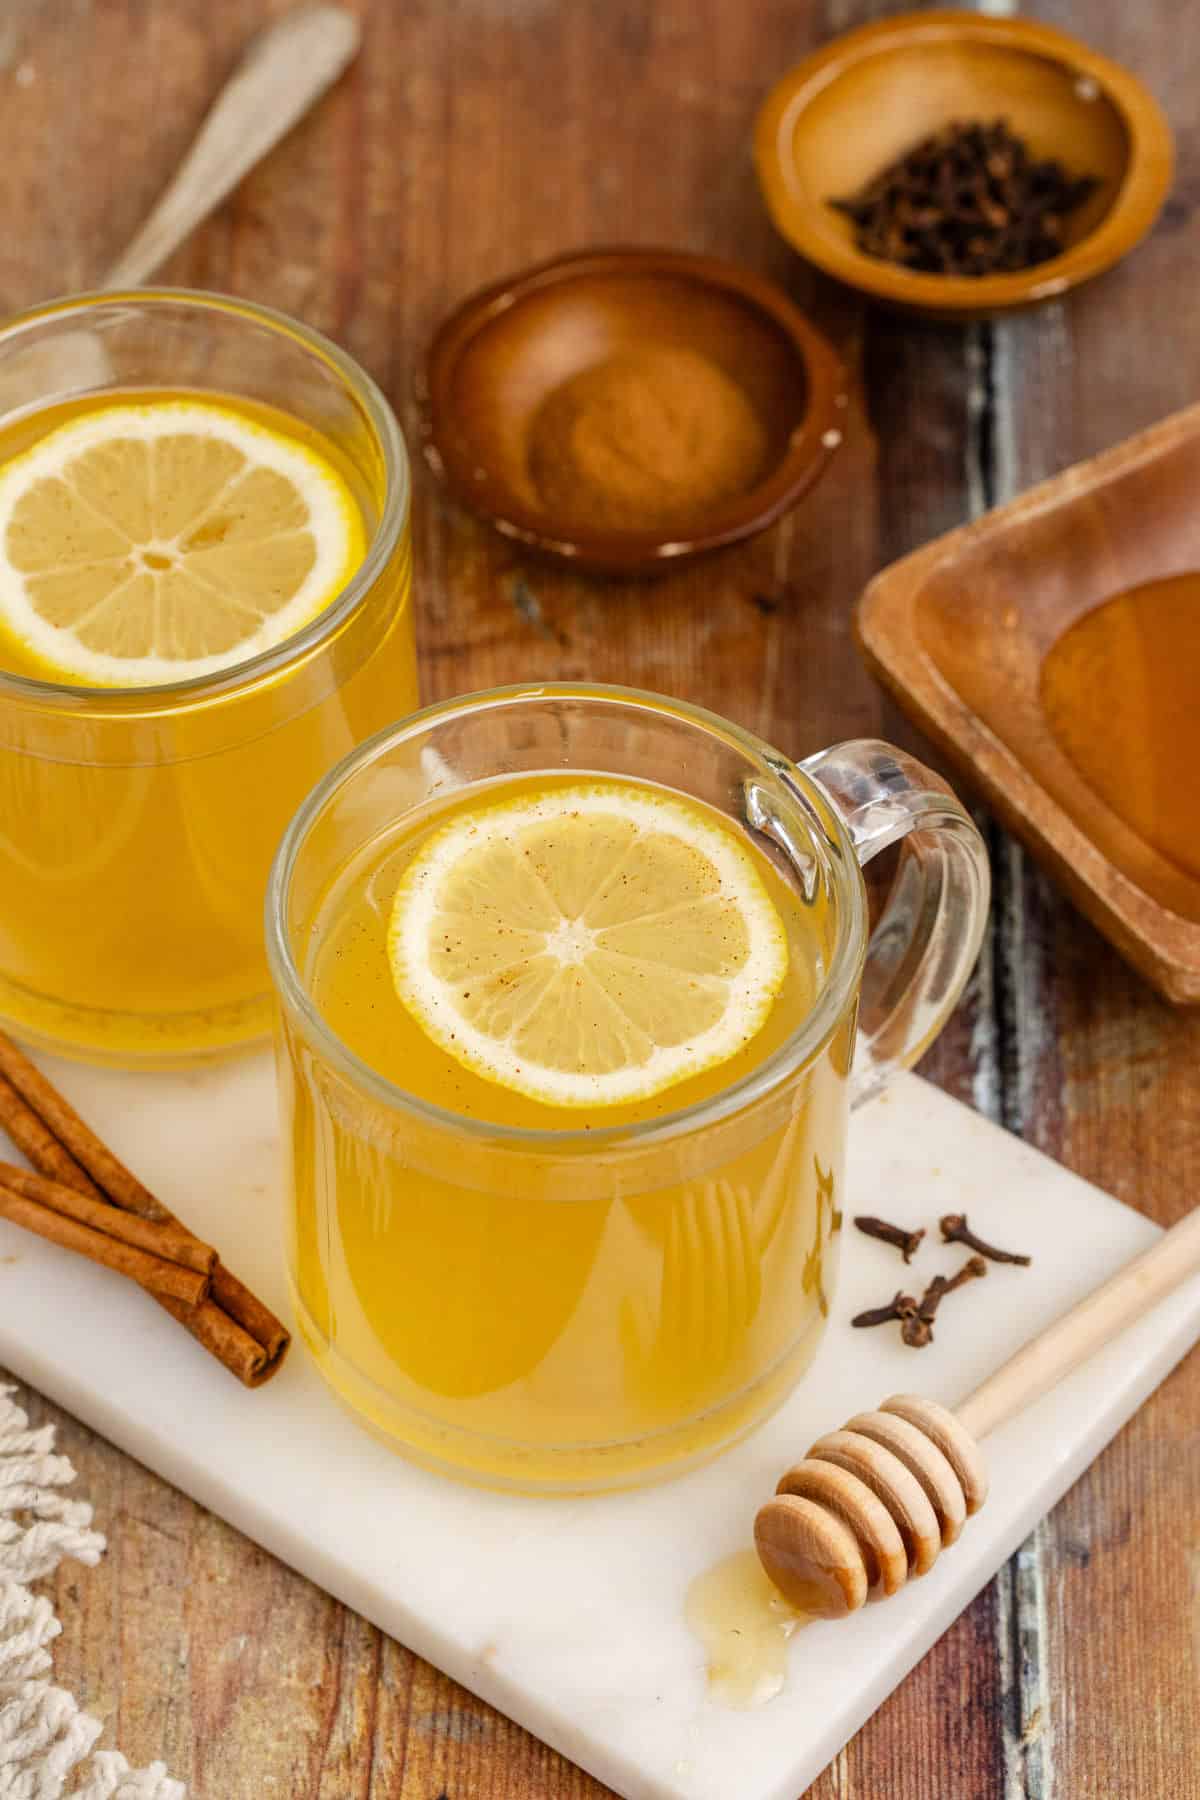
xmin=1 ymin=1056 xmax=1198 ymax=1800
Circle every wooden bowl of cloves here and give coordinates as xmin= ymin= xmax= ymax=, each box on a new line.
xmin=754 ymin=9 xmax=1173 ymax=319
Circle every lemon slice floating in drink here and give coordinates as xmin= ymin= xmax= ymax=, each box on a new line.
xmin=388 ymin=782 xmax=790 ymax=1108
xmin=0 ymin=400 xmax=364 ymax=685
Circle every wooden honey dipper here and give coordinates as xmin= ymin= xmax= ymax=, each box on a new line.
xmin=755 ymin=1204 xmax=1200 ymax=1617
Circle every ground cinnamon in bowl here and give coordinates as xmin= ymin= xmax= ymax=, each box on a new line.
xmin=526 ymin=346 xmax=769 ymax=535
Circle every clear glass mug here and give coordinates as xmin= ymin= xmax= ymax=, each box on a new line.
xmin=0 ymin=290 xmax=415 ymax=1065
xmin=267 ymin=685 xmax=989 ymax=1492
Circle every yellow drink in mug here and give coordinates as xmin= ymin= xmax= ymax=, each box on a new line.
xmin=0 ymin=292 xmax=415 ymax=1063
xmin=268 ymin=686 xmax=989 ymax=1491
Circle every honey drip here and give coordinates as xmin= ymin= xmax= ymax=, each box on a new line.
xmin=1040 ymin=575 xmax=1200 ymax=888
xmin=685 ymin=1550 xmax=816 ymax=1708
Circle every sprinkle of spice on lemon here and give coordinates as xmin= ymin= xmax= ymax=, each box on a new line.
xmin=387 ymin=781 xmax=789 ymax=1109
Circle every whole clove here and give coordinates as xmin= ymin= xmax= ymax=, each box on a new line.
xmin=854 ymin=1214 xmax=925 ymax=1263
xmin=902 ymin=1254 xmax=988 ymax=1347
xmin=899 ymin=1309 xmax=934 ymax=1350
xmin=940 ymin=1213 xmax=1032 ymax=1266
xmin=829 ymin=119 xmax=1099 ymax=278
xmin=851 ymin=1290 xmax=919 ymax=1330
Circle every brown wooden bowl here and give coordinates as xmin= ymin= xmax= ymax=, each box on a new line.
xmin=754 ymin=10 xmax=1173 ymax=320
xmin=856 ymin=404 xmax=1200 ymax=1004
xmin=418 ymin=248 xmax=848 ymax=574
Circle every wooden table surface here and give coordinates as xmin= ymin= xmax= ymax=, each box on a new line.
xmin=3 ymin=1 xmax=1199 ymax=1795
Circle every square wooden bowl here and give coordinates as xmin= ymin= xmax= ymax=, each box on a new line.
xmin=856 ymin=405 xmax=1200 ymax=1003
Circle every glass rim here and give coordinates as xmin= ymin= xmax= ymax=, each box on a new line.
xmin=0 ymin=286 xmax=410 ymax=710
xmin=265 ymin=681 xmax=869 ymax=1152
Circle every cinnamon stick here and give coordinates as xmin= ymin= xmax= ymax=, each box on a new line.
xmin=209 ymin=1263 xmax=290 ymax=1366
xmin=0 ymin=1184 xmax=208 ymax=1307
xmin=0 ymin=1024 xmax=290 ymax=1388
xmin=158 ymin=1293 xmax=289 ymax=1388
xmin=0 ymin=1071 xmax=101 ymax=1198
xmin=0 ymin=1030 xmax=166 ymax=1221
xmin=0 ymin=1162 xmax=215 ymax=1276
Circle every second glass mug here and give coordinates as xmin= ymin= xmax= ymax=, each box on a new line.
xmin=0 ymin=290 xmax=415 ymax=1065
xmin=268 ymin=685 xmax=990 ymax=1492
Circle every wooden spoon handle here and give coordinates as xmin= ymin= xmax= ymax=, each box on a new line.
xmin=102 ymin=4 xmax=360 ymax=289
xmin=958 ymin=1204 xmax=1200 ymax=1442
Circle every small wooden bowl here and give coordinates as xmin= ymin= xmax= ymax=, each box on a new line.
xmin=856 ymin=404 xmax=1200 ymax=1004
xmin=419 ymin=248 xmax=847 ymax=574
xmin=754 ymin=10 xmax=1173 ymax=319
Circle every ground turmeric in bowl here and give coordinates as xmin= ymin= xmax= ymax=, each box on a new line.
xmin=527 ymin=345 xmax=768 ymax=535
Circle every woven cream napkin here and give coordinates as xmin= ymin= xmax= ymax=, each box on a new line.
xmin=0 ymin=1384 xmax=183 ymax=1799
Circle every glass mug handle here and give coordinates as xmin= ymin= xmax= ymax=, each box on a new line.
xmin=798 ymin=740 xmax=991 ymax=1106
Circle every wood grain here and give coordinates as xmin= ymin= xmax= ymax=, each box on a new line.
xmin=982 ymin=2 xmax=1200 ymax=1794
xmin=1 ymin=0 xmax=1195 ymax=1795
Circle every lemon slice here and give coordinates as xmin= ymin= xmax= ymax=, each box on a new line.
xmin=388 ymin=783 xmax=789 ymax=1108
xmin=0 ymin=400 xmax=364 ymax=685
